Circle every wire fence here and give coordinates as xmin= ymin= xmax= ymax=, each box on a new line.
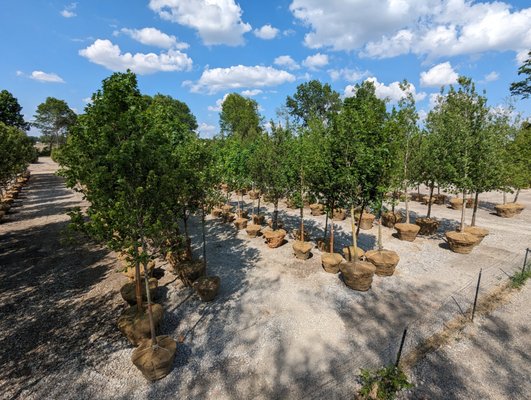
xmin=391 ymin=247 xmax=531 ymax=367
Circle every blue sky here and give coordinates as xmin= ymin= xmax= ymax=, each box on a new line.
xmin=0 ymin=0 xmax=529 ymax=137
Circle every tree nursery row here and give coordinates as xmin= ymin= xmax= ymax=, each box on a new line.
xmin=1 ymin=69 xmax=529 ymax=382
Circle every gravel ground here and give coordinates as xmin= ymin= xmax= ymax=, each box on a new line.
xmin=408 ymin=283 xmax=531 ymax=400
xmin=1 ymin=158 xmax=530 ymax=399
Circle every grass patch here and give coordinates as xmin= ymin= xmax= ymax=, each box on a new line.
xmin=510 ymin=266 xmax=531 ymax=289
xmin=357 ymin=365 xmax=413 ymax=400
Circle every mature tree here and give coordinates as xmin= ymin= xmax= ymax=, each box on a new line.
xmin=502 ymin=120 xmax=531 ymax=202
xmin=0 ymin=122 xmax=35 ymax=195
xmin=336 ymin=80 xmax=394 ymax=247
xmin=0 ymin=90 xmax=29 ymax=130
xmin=392 ymin=84 xmax=421 ymax=221
xmin=255 ymin=122 xmax=295 ymax=230
xmin=431 ymin=77 xmax=489 ymax=231
xmin=219 ymin=93 xmax=262 ymax=141
xmin=510 ymin=50 xmax=531 ymax=99
xmin=286 ymin=80 xmax=341 ymax=126
xmin=33 ymin=97 xmax=77 ymax=150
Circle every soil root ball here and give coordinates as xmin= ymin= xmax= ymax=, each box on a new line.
xmin=118 ymin=304 xmax=164 ymax=346
xmin=293 ymin=240 xmax=312 ymax=260
xmin=246 ymin=224 xmax=262 ymax=238
xmin=463 ymin=226 xmax=489 ymax=244
xmin=415 ymin=217 xmax=439 ymax=236
xmin=342 ymin=246 xmax=365 ymax=261
xmin=340 ymin=261 xmax=376 ymax=291
xmin=120 ymin=278 xmax=158 ymax=305
xmin=445 ymin=231 xmax=479 ymax=254
xmin=321 ymin=252 xmax=344 ymax=273
xmin=394 ymin=223 xmax=420 ymax=242
xmin=358 ymin=213 xmax=375 ymax=230
xmin=132 ymin=335 xmax=177 ymax=381
xmin=193 ymin=276 xmax=220 ymax=302
xmin=263 ymin=229 xmax=287 ymax=248
xmin=365 ymin=249 xmax=400 ymax=276
xmin=494 ymin=203 xmax=524 ymax=218
xmin=381 ymin=211 xmax=402 ymax=228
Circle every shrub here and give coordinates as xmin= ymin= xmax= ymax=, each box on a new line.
xmin=358 ymin=365 xmax=413 ymax=400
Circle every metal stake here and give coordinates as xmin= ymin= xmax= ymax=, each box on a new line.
xmin=471 ymin=268 xmax=482 ymax=321
xmin=395 ymin=328 xmax=408 ymax=367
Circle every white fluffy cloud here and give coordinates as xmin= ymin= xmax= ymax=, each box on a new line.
xmin=420 ymin=62 xmax=458 ymax=87
xmin=186 ymin=65 xmax=295 ymax=94
xmin=30 ymin=71 xmax=65 ymax=83
xmin=345 ymin=77 xmax=426 ymax=103
xmin=208 ymin=94 xmax=229 ymax=111
xmin=254 ymin=24 xmax=279 ymax=40
xmin=484 ymin=71 xmax=499 ymax=82
xmin=79 ymin=39 xmax=192 ymax=75
xmin=60 ymin=3 xmax=77 ymax=18
xmin=198 ymin=122 xmax=217 ymax=138
xmin=290 ymin=0 xmax=531 ymax=61
xmin=329 ymin=68 xmax=369 ymax=82
xmin=241 ymin=89 xmax=263 ymax=96
xmin=516 ymin=49 xmax=529 ymax=65
xmin=274 ymin=55 xmax=300 ymax=70
xmin=148 ymin=0 xmax=251 ymax=46
xmin=302 ymin=53 xmax=329 ymax=70
xmin=119 ymin=28 xmax=189 ymax=49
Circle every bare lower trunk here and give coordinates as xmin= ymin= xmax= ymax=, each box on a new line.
xmin=471 ymin=191 xmax=480 ymax=227
xmin=240 ymin=193 xmax=244 ymax=216
xmin=405 ymin=185 xmax=410 ymax=224
xmin=273 ymin=200 xmax=279 ymax=231
xmin=459 ymin=190 xmax=466 ymax=232
xmin=329 ymin=216 xmax=334 ymax=254
xmin=323 ymin=211 xmax=329 ymax=243
xmin=257 ymin=196 xmax=261 ymax=217
xmin=202 ymin=207 xmax=207 ymax=271
xmin=134 ymin=251 xmax=143 ymax=313
xmin=437 ymin=185 xmax=440 ymax=195
xmin=356 ymin=200 xmax=367 ymax=238
xmin=427 ymin=182 xmax=434 ymax=219
xmin=183 ymin=210 xmax=192 ymax=260
xmin=141 ymin=238 xmax=157 ymax=346
xmin=513 ymin=189 xmax=520 ymax=203
xmin=377 ymin=210 xmax=383 ymax=250
xmin=348 ymin=207 xmax=360 ymax=260
xmin=300 ymin=173 xmax=305 ymax=242
xmin=503 ymin=192 xmax=507 ymax=205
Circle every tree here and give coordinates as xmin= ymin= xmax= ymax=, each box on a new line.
xmin=510 ymin=50 xmax=531 ymax=99
xmin=431 ymin=77 xmax=489 ymax=231
xmin=0 ymin=90 xmax=29 ymax=130
xmin=59 ymin=72 xmax=180 ymax=374
xmin=33 ymin=97 xmax=77 ymax=150
xmin=219 ymin=93 xmax=262 ymax=141
xmin=0 ymin=122 xmax=35 ymax=196
xmin=336 ymin=80 xmax=394 ymax=248
xmin=286 ymin=80 xmax=341 ymax=126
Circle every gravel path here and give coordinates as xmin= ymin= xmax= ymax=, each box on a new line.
xmin=1 ymin=158 xmax=530 ymax=399
xmin=409 ymin=283 xmax=531 ymax=399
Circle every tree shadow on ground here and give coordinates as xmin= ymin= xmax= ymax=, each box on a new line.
xmin=0 ymin=221 xmax=119 ymax=400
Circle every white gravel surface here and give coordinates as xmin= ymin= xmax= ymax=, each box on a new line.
xmin=1 ymin=158 xmax=530 ymax=399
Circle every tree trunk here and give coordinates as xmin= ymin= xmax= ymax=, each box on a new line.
xmin=273 ymin=200 xmax=279 ymax=231
xmin=202 ymin=207 xmax=207 ymax=271
xmin=503 ymin=192 xmax=507 ymax=205
xmin=350 ymin=206 xmax=359 ymax=258
xmin=240 ymin=193 xmax=244 ymax=216
xmin=141 ymin=238 xmax=157 ymax=346
xmin=329 ymin=216 xmax=334 ymax=254
xmin=427 ymin=182 xmax=434 ymax=219
xmin=405 ymin=185 xmax=410 ymax=224
xmin=183 ymin=209 xmax=192 ymax=260
xmin=323 ymin=210 xmax=329 ymax=243
xmin=437 ymin=185 xmax=440 ymax=195
xmin=300 ymin=171 xmax=305 ymax=242
xmin=257 ymin=195 xmax=261 ymax=217
xmin=513 ymin=189 xmax=520 ymax=203
xmin=459 ymin=190 xmax=466 ymax=232
xmin=377 ymin=204 xmax=383 ymax=251
xmin=471 ymin=191 xmax=480 ymax=227
xmin=356 ymin=200 xmax=367 ymax=238
xmin=134 ymin=250 xmax=143 ymax=313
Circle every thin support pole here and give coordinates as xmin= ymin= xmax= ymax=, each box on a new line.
xmin=395 ymin=328 xmax=408 ymax=367
xmin=522 ymin=248 xmax=530 ymax=274
xmin=471 ymin=268 xmax=482 ymax=322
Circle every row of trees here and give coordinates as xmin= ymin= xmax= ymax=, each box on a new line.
xmin=0 ymin=91 xmax=37 ymax=201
